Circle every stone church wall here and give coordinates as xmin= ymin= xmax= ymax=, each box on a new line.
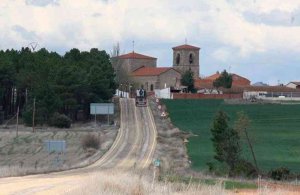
xmin=158 ymin=69 xmax=181 ymax=89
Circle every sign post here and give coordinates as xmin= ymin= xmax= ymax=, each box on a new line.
xmin=90 ymin=103 xmax=114 ymax=126
xmin=44 ymin=140 xmax=66 ymax=168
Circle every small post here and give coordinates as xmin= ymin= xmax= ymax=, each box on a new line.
xmin=32 ymin=98 xmax=36 ymax=133
xmin=107 ymin=105 xmax=110 ymax=125
xmin=16 ymin=106 xmax=19 ymax=137
xmin=94 ymin=106 xmax=97 ymax=127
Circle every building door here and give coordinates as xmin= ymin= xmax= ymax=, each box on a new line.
xmin=150 ymin=84 xmax=154 ymax=91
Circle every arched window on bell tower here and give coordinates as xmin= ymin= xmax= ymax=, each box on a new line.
xmin=176 ymin=53 xmax=180 ymax=65
xmin=189 ymin=53 xmax=194 ymax=64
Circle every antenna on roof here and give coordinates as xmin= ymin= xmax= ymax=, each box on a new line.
xmin=185 ymin=38 xmax=187 ymax=45
xmin=132 ymin=40 xmax=135 ymax=53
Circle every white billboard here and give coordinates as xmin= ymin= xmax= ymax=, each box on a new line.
xmin=90 ymin=103 xmax=114 ymax=115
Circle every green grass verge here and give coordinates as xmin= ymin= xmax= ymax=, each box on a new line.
xmin=163 ymin=99 xmax=300 ymax=172
xmin=161 ymin=175 xmax=257 ymax=189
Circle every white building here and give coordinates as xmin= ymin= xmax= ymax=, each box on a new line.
xmin=286 ymin=82 xmax=300 ymax=89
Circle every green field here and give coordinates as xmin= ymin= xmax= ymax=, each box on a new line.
xmin=163 ymin=99 xmax=300 ymax=172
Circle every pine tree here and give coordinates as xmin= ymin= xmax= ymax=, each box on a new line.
xmin=181 ymin=69 xmax=195 ymax=92
xmin=211 ymin=111 xmax=241 ymax=173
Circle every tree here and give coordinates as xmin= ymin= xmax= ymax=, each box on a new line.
xmin=0 ymin=47 xmax=117 ymax=125
xmin=213 ymin=70 xmax=232 ymax=88
xmin=110 ymin=43 xmax=133 ymax=87
xmin=181 ymin=69 xmax=195 ymax=92
xmin=234 ymin=111 xmax=259 ymax=173
xmin=210 ymin=111 xmax=241 ymax=174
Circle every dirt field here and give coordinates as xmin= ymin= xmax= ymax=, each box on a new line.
xmin=0 ymin=123 xmax=118 ymax=177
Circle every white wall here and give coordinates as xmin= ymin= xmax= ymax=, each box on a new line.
xmin=155 ymin=88 xmax=172 ymax=99
xmin=115 ymin=89 xmax=129 ymax=98
xmin=286 ymin=83 xmax=297 ymax=89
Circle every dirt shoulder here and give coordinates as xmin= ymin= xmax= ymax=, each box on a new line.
xmin=149 ymin=97 xmax=190 ymax=173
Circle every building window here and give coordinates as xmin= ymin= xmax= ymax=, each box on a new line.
xmin=150 ymin=84 xmax=154 ymax=91
xmin=189 ymin=53 xmax=194 ymax=64
xmin=176 ymin=53 xmax=180 ymax=65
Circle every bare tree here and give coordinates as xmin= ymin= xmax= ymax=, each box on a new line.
xmin=234 ymin=111 xmax=259 ymax=173
xmin=110 ymin=42 xmax=133 ymax=88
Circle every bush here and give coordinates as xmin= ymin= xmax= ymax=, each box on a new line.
xmin=206 ymin=161 xmax=229 ymax=176
xmin=81 ymin=134 xmax=100 ymax=150
xmin=48 ymin=113 xmax=72 ymax=128
xmin=232 ymin=160 xmax=258 ymax=178
xmin=269 ymin=167 xmax=290 ymax=181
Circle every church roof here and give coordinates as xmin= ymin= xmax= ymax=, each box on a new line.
xmin=132 ymin=67 xmax=175 ymax=76
xmin=117 ymin=52 xmax=157 ymax=60
xmin=172 ymin=44 xmax=200 ymax=50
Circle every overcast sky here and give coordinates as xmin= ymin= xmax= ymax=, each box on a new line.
xmin=1 ymin=0 xmax=300 ymax=84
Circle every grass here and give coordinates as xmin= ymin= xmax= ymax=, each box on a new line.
xmin=160 ymin=174 xmax=257 ymax=190
xmin=163 ymin=99 xmax=300 ymax=173
xmin=64 ymin=170 xmax=226 ymax=195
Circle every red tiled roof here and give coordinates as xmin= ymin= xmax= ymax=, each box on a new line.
xmin=117 ymin=52 xmax=156 ymax=60
xmin=195 ymin=72 xmax=251 ymax=89
xmin=172 ymin=44 xmax=200 ymax=50
xmin=132 ymin=67 xmax=174 ymax=76
xmin=203 ymin=72 xmax=251 ymax=86
xmin=205 ymin=73 xmax=221 ymax=80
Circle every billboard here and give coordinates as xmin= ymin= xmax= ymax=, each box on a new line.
xmin=44 ymin=140 xmax=66 ymax=153
xmin=90 ymin=103 xmax=114 ymax=115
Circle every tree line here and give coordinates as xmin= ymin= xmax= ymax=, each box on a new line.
xmin=0 ymin=47 xmax=116 ymax=125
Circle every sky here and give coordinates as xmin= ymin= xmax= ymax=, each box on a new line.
xmin=1 ymin=0 xmax=300 ymax=85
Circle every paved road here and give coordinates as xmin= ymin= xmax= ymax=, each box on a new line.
xmin=0 ymin=98 xmax=157 ymax=194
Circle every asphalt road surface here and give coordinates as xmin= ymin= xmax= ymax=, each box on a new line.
xmin=0 ymin=98 xmax=157 ymax=195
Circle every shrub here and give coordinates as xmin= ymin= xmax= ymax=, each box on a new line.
xmin=232 ymin=160 xmax=258 ymax=178
xmin=49 ymin=113 xmax=72 ymax=128
xmin=269 ymin=167 xmax=290 ymax=181
xmin=206 ymin=161 xmax=229 ymax=176
xmin=81 ymin=134 xmax=100 ymax=150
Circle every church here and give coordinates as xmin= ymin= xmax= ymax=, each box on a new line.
xmin=111 ymin=43 xmax=251 ymax=92
xmin=111 ymin=44 xmax=200 ymax=91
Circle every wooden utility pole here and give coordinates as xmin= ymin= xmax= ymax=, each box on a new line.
xmin=244 ymin=128 xmax=259 ymax=172
xmin=32 ymin=98 xmax=36 ymax=133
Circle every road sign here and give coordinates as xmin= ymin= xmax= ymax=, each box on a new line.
xmin=44 ymin=140 xmax=66 ymax=153
xmin=90 ymin=103 xmax=114 ymax=115
xmin=154 ymin=159 xmax=160 ymax=167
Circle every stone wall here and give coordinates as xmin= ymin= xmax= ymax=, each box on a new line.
xmin=158 ymin=69 xmax=182 ymax=89
xmin=173 ymin=49 xmax=199 ymax=78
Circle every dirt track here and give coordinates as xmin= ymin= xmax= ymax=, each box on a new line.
xmin=0 ymin=98 xmax=157 ymax=194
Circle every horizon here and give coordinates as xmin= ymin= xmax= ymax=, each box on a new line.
xmin=1 ymin=0 xmax=300 ymax=85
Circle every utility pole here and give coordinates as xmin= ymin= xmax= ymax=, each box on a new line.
xmin=32 ymin=98 xmax=36 ymax=133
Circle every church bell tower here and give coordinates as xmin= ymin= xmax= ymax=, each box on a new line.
xmin=172 ymin=44 xmax=200 ymax=78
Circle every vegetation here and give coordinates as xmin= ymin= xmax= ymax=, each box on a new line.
xmin=48 ymin=113 xmax=72 ymax=128
xmin=81 ymin=134 xmax=100 ymax=150
xmin=210 ymin=111 xmax=241 ymax=175
xmin=181 ymin=69 xmax=195 ymax=92
xmin=213 ymin=70 xmax=232 ymax=88
xmin=160 ymin=174 xmax=257 ymax=190
xmin=269 ymin=167 xmax=290 ymax=181
xmin=163 ymin=99 xmax=300 ymax=173
xmin=234 ymin=112 xmax=259 ymax=172
xmin=0 ymin=47 xmax=117 ymax=126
